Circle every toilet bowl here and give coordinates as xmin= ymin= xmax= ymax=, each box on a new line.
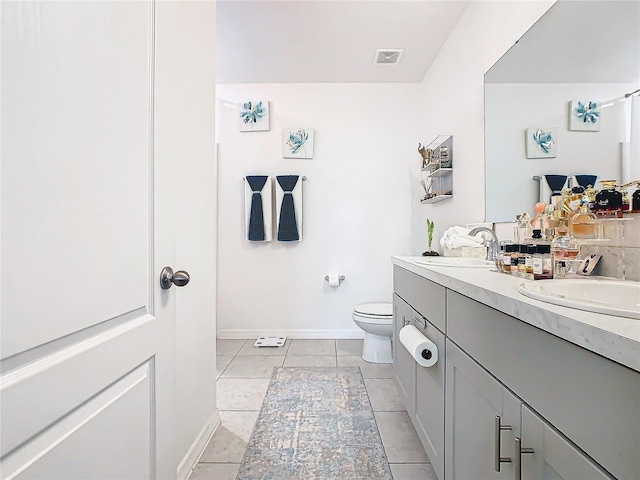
xmin=352 ymin=303 xmax=393 ymax=364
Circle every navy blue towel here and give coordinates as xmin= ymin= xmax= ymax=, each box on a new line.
xmin=246 ymin=175 xmax=268 ymax=241
xmin=277 ymin=175 xmax=300 ymax=241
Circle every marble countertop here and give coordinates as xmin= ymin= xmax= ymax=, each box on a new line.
xmin=392 ymin=256 xmax=640 ymax=372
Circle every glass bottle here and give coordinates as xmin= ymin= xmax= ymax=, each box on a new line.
xmin=525 ymin=245 xmax=536 ymax=280
xmin=514 ymin=213 xmax=531 ymax=243
xmin=533 ymin=244 xmax=553 ymax=280
xmin=621 ymin=188 xmax=630 ymax=212
xmin=517 ymin=244 xmax=529 ymax=278
xmin=594 ymin=180 xmax=623 ymax=216
xmin=503 ymin=244 xmax=517 ymax=274
xmin=551 ymin=236 xmax=580 ymax=260
xmin=570 ymin=205 xmax=598 ymax=239
xmin=511 ymin=245 xmax=522 ymax=277
xmin=633 ymin=185 xmax=640 ymax=212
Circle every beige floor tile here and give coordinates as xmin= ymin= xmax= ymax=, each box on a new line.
xmin=336 ymin=339 xmax=364 ymax=356
xmin=188 ymin=462 xmax=240 ymax=480
xmin=364 ymin=378 xmax=406 ymax=411
xmin=216 ymin=339 xmax=247 ymax=357
xmin=199 ymin=411 xmax=259 ymax=463
xmin=390 ymin=463 xmax=438 ymax=480
xmin=217 ymin=378 xmax=270 ymax=410
xmin=216 ymin=356 xmax=233 ymax=380
xmin=220 ymin=355 xmax=284 ymax=379
xmin=237 ymin=338 xmax=290 ymax=356
xmin=375 ymin=411 xmax=429 ymax=463
xmin=337 ymin=356 xmax=393 ymax=378
xmin=283 ymin=355 xmax=337 ymax=367
xmin=287 ymin=339 xmax=336 ymax=356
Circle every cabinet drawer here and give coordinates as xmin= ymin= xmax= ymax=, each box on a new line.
xmin=447 ymin=290 xmax=639 ymax=480
xmin=393 ymin=266 xmax=446 ymax=333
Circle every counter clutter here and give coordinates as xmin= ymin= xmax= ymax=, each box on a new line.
xmin=392 ymin=256 xmax=639 ymax=371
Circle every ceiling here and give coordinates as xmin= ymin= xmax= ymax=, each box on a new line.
xmin=485 ymin=0 xmax=640 ymax=84
xmin=216 ymin=0 xmax=469 ymax=84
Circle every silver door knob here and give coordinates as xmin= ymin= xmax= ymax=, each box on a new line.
xmin=160 ymin=267 xmax=190 ymax=289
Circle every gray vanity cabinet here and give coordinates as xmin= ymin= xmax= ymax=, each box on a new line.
xmin=520 ymin=405 xmax=611 ymax=480
xmin=445 ymin=340 xmax=521 ymax=480
xmin=413 ymin=311 xmax=445 ymax=480
xmin=392 ymin=293 xmax=415 ymax=416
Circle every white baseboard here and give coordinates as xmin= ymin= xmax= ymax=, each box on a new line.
xmin=177 ymin=411 xmax=221 ymax=480
xmin=216 ymin=329 xmax=365 ymax=340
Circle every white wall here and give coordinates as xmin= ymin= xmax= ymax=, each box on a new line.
xmin=411 ymin=1 xmax=555 ymax=253
xmin=486 ymin=82 xmax=635 ymax=221
xmin=216 ymin=84 xmax=419 ymax=338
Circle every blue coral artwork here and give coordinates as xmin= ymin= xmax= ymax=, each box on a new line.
xmin=525 ymin=127 xmax=557 ymax=159
xmin=569 ymin=100 xmax=600 ymax=131
xmin=282 ymin=128 xmax=314 ymax=159
xmin=239 ymin=100 xmax=270 ymax=132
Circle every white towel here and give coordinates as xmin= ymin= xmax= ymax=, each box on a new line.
xmin=439 ymin=226 xmax=485 ymax=249
xmin=244 ymin=176 xmax=272 ymax=242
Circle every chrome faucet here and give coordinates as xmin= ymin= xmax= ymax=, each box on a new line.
xmin=468 ymin=226 xmax=500 ymax=261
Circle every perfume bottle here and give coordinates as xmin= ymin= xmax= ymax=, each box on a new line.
xmin=633 ymin=185 xmax=640 ymax=212
xmin=621 ymin=188 xmax=630 ymax=212
xmin=594 ymin=180 xmax=623 ymax=217
xmin=570 ymin=205 xmax=598 ymax=239
xmin=514 ymin=213 xmax=531 ymax=243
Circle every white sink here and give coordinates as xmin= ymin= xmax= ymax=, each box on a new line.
xmin=518 ymin=279 xmax=640 ymax=319
xmin=416 ymin=257 xmax=494 ymax=268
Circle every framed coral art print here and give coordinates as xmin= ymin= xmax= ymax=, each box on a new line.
xmin=282 ymin=128 xmax=314 ymax=159
xmin=569 ymin=100 xmax=600 ymax=131
xmin=239 ymin=100 xmax=270 ymax=132
xmin=526 ymin=127 xmax=557 ymax=158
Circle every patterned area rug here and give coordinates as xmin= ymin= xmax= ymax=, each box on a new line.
xmin=236 ymin=367 xmax=392 ymax=480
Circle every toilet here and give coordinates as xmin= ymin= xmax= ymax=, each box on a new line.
xmin=352 ymin=303 xmax=393 ymax=364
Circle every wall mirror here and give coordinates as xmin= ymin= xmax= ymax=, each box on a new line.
xmin=484 ymin=0 xmax=640 ymax=222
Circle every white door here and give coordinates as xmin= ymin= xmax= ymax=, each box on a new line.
xmin=1 ymin=2 xmax=180 ymax=478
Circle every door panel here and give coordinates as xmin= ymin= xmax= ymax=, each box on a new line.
xmin=9 ymin=362 xmax=152 ymax=480
xmin=1 ymin=1 xmax=153 ymax=356
xmin=1 ymin=1 xmax=176 ymax=478
xmin=521 ymin=405 xmax=613 ymax=480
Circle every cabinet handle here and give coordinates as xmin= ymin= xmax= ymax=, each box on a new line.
xmin=494 ymin=415 xmax=512 ymax=472
xmin=514 ymin=437 xmax=535 ymax=480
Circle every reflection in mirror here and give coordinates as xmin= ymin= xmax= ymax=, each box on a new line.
xmin=484 ymin=0 xmax=640 ymax=222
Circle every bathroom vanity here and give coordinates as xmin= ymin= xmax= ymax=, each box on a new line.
xmin=391 ymin=257 xmax=639 ymax=480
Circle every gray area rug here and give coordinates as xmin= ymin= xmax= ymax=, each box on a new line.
xmin=236 ymin=367 xmax=392 ymax=480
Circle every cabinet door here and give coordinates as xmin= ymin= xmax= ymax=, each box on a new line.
xmin=445 ymin=341 xmax=520 ymax=480
xmin=413 ymin=311 xmax=445 ymax=480
xmin=393 ymin=294 xmax=416 ymax=417
xmin=520 ymin=405 xmax=614 ymax=480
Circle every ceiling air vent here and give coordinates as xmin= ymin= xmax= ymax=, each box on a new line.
xmin=373 ymin=49 xmax=403 ymax=65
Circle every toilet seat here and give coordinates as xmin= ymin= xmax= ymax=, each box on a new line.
xmin=353 ymin=303 xmax=393 ymax=317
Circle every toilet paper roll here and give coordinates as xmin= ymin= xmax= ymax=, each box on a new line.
xmin=399 ymin=324 xmax=438 ymax=368
xmin=327 ymin=274 xmax=340 ymax=287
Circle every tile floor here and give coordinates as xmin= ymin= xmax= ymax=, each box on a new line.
xmin=188 ymin=339 xmax=437 ymax=480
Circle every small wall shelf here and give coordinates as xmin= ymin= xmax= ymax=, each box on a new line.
xmin=419 ymin=135 xmax=453 ymax=204
xmin=421 ymin=194 xmax=453 ymax=204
